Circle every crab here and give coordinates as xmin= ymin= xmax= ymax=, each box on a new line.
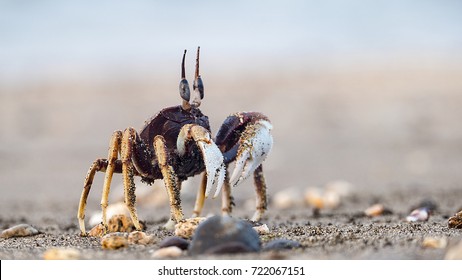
xmin=77 ymin=47 xmax=273 ymax=235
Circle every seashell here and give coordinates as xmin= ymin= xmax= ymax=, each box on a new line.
xmin=152 ymin=246 xmax=183 ymax=258
xmin=262 ymin=239 xmax=302 ymax=251
xmin=43 ymin=248 xmax=81 ymax=260
xmin=189 ymin=215 xmax=261 ymax=255
xmin=1 ymin=224 xmax=39 ymax=238
xmin=422 ymin=237 xmax=447 ymax=249
xmin=128 ymin=231 xmax=155 ymax=245
xmin=406 ymin=207 xmax=430 ymax=222
xmin=101 ymin=232 xmax=129 ymax=250
xmin=174 ymin=217 xmax=206 ymax=239
xmin=253 ymin=224 xmax=270 ymax=235
xmin=158 ymin=236 xmax=190 ymax=250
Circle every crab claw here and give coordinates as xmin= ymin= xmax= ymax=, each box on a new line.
xmin=230 ymin=120 xmax=273 ymax=187
xmin=177 ymin=124 xmax=226 ymax=199
xmin=196 ymin=141 xmax=226 ymax=198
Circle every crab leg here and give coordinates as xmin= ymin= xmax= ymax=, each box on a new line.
xmin=177 ymin=124 xmax=226 ymax=199
xmin=101 ymin=130 xmax=123 ymax=229
xmin=192 ymin=172 xmax=207 ymax=218
xmin=252 ymin=164 xmax=267 ymax=221
xmin=154 ymin=135 xmax=184 ymax=229
xmin=229 ymin=119 xmax=273 ymax=187
xmin=121 ymin=128 xmax=142 ymax=231
xmin=77 ymin=158 xmax=108 ymax=235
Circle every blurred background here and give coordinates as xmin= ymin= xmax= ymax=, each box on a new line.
xmin=1 ymin=1 xmax=462 ymax=220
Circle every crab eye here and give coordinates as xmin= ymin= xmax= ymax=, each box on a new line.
xmin=179 ymin=79 xmax=191 ymax=101
xmin=194 ymin=77 xmax=204 ymax=99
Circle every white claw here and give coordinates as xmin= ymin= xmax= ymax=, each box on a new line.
xmin=197 ymin=141 xmax=226 ymax=199
xmin=230 ymin=120 xmax=273 ymax=187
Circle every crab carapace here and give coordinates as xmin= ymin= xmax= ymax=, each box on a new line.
xmin=77 ymin=47 xmax=273 ymax=235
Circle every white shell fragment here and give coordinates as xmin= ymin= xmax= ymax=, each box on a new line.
xmin=406 ymin=207 xmax=430 ymax=222
xmin=253 ymin=224 xmax=270 ymax=235
xmin=43 ymin=248 xmax=81 ymax=260
xmin=230 ymin=120 xmax=273 ymax=188
xmin=152 ymin=246 xmax=183 ymax=259
xmin=174 ymin=217 xmax=206 ymax=239
xmin=1 ymin=224 xmax=39 ymax=238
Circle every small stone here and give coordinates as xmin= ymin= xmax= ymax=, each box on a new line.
xmin=422 ymin=237 xmax=447 ymax=249
xmin=304 ymin=187 xmax=325 ymax=209
xmin=262 ymin=239 xmax=302 ymax=251
xmin=253 ymin=224 xmax=270 ymax=235
xmin=88 ymin=223 xmax=105 ymax=237
xmin=189 ymin=215 xmax=261 ymax=255
xmin=448 ymin=211 xmax=462 ymax=229
xmin=273 ymin=189 xmax=301 ymax=209
xmin=128 ymin=231 xmax=155 ymax=245
xmin=0 ymin=224 xmax=39 ymax=238
xmin=152 ymin=246 xmax=183 ymax=258
xmin=445 ymin=240 xmax=462 ymax=260
xmin=101 ymin=232 xmax=129 ymax=250
xmin=364 ymin=204 xmax=385 ymax=217
xmin=108 ymin=214 xmax=137 ymax=233
xmin=174 ymin=217 xmax=206 ymax=239
xmin=406 ymin=207 xmax=430 ymax=222
xmin=325 ymin=180 xmax=353 ymax=197
xmin=159 ymin=236 xmax=190 ymax=250
xmin=43 ymin=248 xmax=81 ymax=260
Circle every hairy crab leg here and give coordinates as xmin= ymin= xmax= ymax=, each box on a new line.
xmin=221 ymin=167 xmax=233 ymax=217
xmin=154 ymin=135 xmax=184 ymax=229
xmin=101 ymin=130 xmax=122 ymax=230
xmin=177 ymin=124 xmax=226 ymax=199
xmin=252 ymin=164 xmax=267 ymax=221
xmin=77 ymin=158 xmax=108 ymax=235
xmin=121 ymin=128 xmax=142 ymax=231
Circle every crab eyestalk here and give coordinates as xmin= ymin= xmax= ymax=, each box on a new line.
xmin=190 ymin=46 xmax=204 ymax=107
xmin=180 ymin=49 xmax=191 ymax=110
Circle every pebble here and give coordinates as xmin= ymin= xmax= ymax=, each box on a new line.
xmin=406 ymin=207 xmax=430 ymax=222
xmin=174 ymin=217 xmax=206 ymax=239
xmin=0 ymin=224 xmax=39 ymax=238
xmin=421 ymin=237 xmax=447 ymax=249
xmin=101 ymin=232 xmax=129 ymax=250
xmin=88 ymin=223 xmax=105 ymax=237
xmin=304 ymin=187 xmax=325 ymax=209
xmin=262 ymin=239 xmax=302 ymax=251
xmin=43 ymin=248 xmax=81 ymax=260
xmin=152 ymin=246 xmax=183 ymax=258
xmin=189 ymin=215 xmax=261 ymax=255
xmin=128 ymin=231 xmax=155 ymax=245
xmin=273 ymin=188 xmax=302 ymax=209
xmin=364 ymin=204 xmax=386 ymax=217
xmin=448 ymin=211 xmax=462 ymax=229
xmin=445 ymin=240 xmax=462 ymax=260
xmin=253 ymin=224 xmax=270 ymax=235
xmin=158 ymin=236 xmax=190 ymax=250
xmin=108 ymin=214 xmax=138 ymax=232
